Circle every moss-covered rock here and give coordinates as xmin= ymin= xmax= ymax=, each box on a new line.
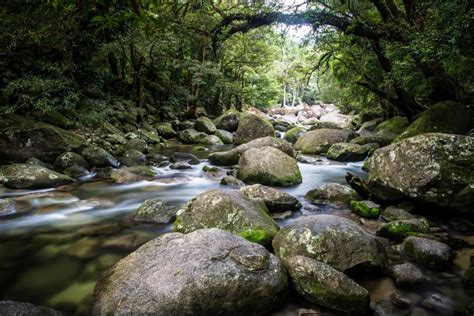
xmin=350 ymin=133 xmax=394 ymax=146
xmin=215 ymin=129 xmax=233 ymax=144
xmin=285 ymin=256 xmax=370 ymax=314
xmin=220 ymin=175 xmax=245 ymax=187
xmin=234 ymin=113 xmax=275 ymax=144
xmin=377 ymin=218 xmax=431 ymax=241
xmin=381 ymin=206 xmax=416 ymax=222
xmin=284 ymin=126 xmax=305 ymax=144
xmin=154 ymin=122 xmax=177 ymax=139
xmin=170 ymin=152 xmax=200 ymax=165
xmin=177 ymin=128 xmax=206 ymax=144
xmin=121 ymin=149 xmax=146 ymax=166
xmin=82 ymin=146 xmax=119 ymax=168
xmin=111 ymin=166 xmax=156 ymax=184
xmin=173 ymin=189 xmax=279 ymax=245
xmin=200 ymin=135 xmax=223 ymax=145
xmin=194 ymin=117 xmax=217 ymax=134
xmin=123 ymin=139 xmax=148 ymax=153
xmin=209 ymin=136 xmax=295 ymax=166
xmin=294 ymin=128 xmax=356 ymax=154
xmin=238 ymin=146 xmax=302 ymax=186
xmin=213 ymin=109 xmax=241 ymax=132
xmin=0 ymin=114 xmax=86 ymax=164
xmin=396 ymin=101 xmax=474 ymax=141
xmin=54 ymin=152 xmax=90 ymax=170
xmin=327 ymin=142 xmax=368 ymax=162
xmin=402 ymin=236 xmax=453 ymax=269
xmin=375 ymin=116 xmax=409 ymax=135
xmin=367 ymin=133 xmax=474 ymax=213
xmin=305 ymin=183 xmax=358 ymax=207
xmin=134 ymin=198 xmax=179 ymax=224
xmin=350 ymin=200 xmax=380 ymax=219
xmin=272 ymin=215 xmax=387 ymax=272
xmin=0 ymin=164 xmax=73 ymax=189
xmin=240 ymin=184 xmax=301 ymax=212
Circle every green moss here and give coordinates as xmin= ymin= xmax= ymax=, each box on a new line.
xmin=238 ymin=229 xmax=268 ymax=244
xmin=374 ymin=116 xmax=409 ymax=135
xmin=172 ymin=216 xmax=183 ymax=232
xmin=284 ymin=127 xmax=305 ymax=144
xmin=202 ymin=165 xmax=219 ymax=173
xmin=350 ymin=200 xmax=380 ymax=219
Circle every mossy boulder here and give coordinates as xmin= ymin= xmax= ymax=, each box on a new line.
xmin=170 ymin=152 xmax=200 ymax=165
xmin=382 ymin=206 xmax=416 ymax=222
xmin=201 ymin=135 xmax=223 ymax=145
xmin=194 ymin=117 xmax=217 ymax=134
xmin=374 ymin=116 xmax=409 ymax=135
xmin=377 ymin=218 xmax=431 ymax=241
xmin=209 ymin=137 xmax=295 ymax=166
xmin=284 ymin=127 xmax=305 ymax=144
xmin=154 ymin=122 xmax=177 ymax=139
xmin=305 ymin=183 xmax=358 ymax=207
xmin=240 ymin=184 xmax=301 ymax=212
xmin=215 ymin=129 xmax=233 ymax=144
xmin=82 ymin=146 xmax=119 ymax=168
xmin=220 ymin=175 xmax=245 ymax=187
xmin=234 ymin=113 xmax=275 ymax=144
xmin=350 ymin=133 xmax=394 ymax=146
xmin=327 ymin=143 xmax=368 ymax=162
xmin=40 ymin=110 xmax=76 ymax=129
xmin=173 ymin=189 xmax=279 ymax=245
xmin=134 ymin=198 xmax=179 ymax=224
xmin=213 ymin=109 xmax=240 ymax=132
xmin=123 ymin=139 xmax=148 ymax=153
xmin=0 ymin=164 xmax=73 ymax=189
xmin=396 ymin=101 xmax=474 ymax=141
xmin=121 ymin=149 xmax=146 ymax=166
xmin=294 ymin=128 xmax=356 ymax=154
xmin=111 ymin=166 xmax=156 ymax=184
xmin=367 ymin=133 xmax=474 ymax=213
xmin=92 ymin=229 xmax=288 ymax=315
xmin=402 ymin=236 xmax=453 ymax=269
xmin=350 ymin=200 xmax=380 ymax=219
xmin=177 ymin=128 xmax=207 ymax=144
xmin=0 ymin=114 xmax=86 ymax=164
xmin=238 ymin=147 xmax=302 ymax=186
xmin=285 ymin=256 xmax=370 ymax=314
xmin=54 ymin=152 xmax=90 ymax=170
xmin=272 ymin=215 xmax=387 ymax=272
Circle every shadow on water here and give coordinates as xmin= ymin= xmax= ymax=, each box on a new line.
xmin=0 ymin=146 xmax=472 ymax=315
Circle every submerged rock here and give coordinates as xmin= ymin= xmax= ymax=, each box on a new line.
xmin=326 ymin=142 xmax=368 ymax=162
xmin=111 ymin=166 xmax=156 ymax=184
xmin=82 ymin=146 xmax=119 ymax=168
xmin=294 ymin=128 xmax=356 ymax=154
xmin=134 ymin=198 xmax=179 ymax=224
xmin=173 ymin=189 xmax=279 ymax=245
xmin=240 ymin=184 xmax=301 ymax=212
xmin=0 ymin=164 xmax=73 ymax=189
xmin=209 ymin=137 xmax=295 ymax=166
xmin=234 ymin=113 xmax=275 ymax=144
xmin=238 ymin=147 xmax=302 ymax=186
xmin=273 ymin=215 xmax=387 ymax=272
xmin=92 ymin=229 xmax=288 ymax=315
xmin=305 ymin=183 xmax=357 ymax=207
xmin=285 ymin=256 xmax=370 ymax=314
xmin=367 ymin=133 xmax=474 ymax=213
xmin=402 ymin=236 xmax=453 ymax=269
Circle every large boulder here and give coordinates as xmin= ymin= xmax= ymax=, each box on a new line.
xmin=215 ymin=129 xmax=233 ymax=144
xmin=214 ymin=110 xmax=240 ymax=132
xmin=54 ymin=152 xmax=90 ymax=170
xmin=0 ymin=114 xmax=86 ymax=164
xmin=174 ymin=189 xmax=279 ymax=245
xmin=238 ymin=147 xmax=302 ymax=186
xmin=326 ymin=143 xmax=368 ymax=162
xmin=305 ymin=183 xmax=357 ymax=207
xmin=294 ymin=129 xmax=356 ymax=154
xmin=209 ymin=137 xmax=295 ymax=166
xmin=0 ymin=164 xmax=73 ymax=189
xmin=402 ymin=236 xmax=453 ymax=269
xmin=92 ymin=229 xmax=288 ymax=315
xmin=240 ymin=184 xmax=301 ymax=212
xmin=366 ymin=133 xmax=474 ymax=213
xmin=285 ymin=256 xmax=370 ymax=314
xmin=154 ymin=122 xmax=177 ymax=139
xmin=284 ymin=126 xmax=305 ymax=144
xmin=82 ymin=146 xmax=119 ymax=168
xmin=121 ymin=149 xmax=146 ymax=166
xmin=374 ymin=116 xmax=409 ymax=136
xmin=201 ymin=135 xmax=223 ymax=145
xmin=272 ymin=215 xmax=387 ymax=272
xmin=234 ymin=113 xmax=275 ymax=144
xmin=396 ymin=101 xmax=474 ymax=141
xmin=177 ymin=128 xmax=206 ymax=144
xmin=194 ymin=117 xmax=217 ymax=134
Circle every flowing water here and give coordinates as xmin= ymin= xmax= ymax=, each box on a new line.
xmin=0 ymin=145 xmax=472 ymax=315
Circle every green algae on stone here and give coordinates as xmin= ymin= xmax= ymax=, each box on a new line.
xmin=350 ymin=200 xmax=380 ymax=219
xmin=376 ymin=218 xmax=431 ymax=241
xmin=284 ymin=126 xmax=305 ymax=144
xmin=239 ymin=229 xmax=269 ymax=244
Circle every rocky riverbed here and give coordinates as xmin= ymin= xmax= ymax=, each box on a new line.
xmin=0 ymin=101 xmax=473 ymax=315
